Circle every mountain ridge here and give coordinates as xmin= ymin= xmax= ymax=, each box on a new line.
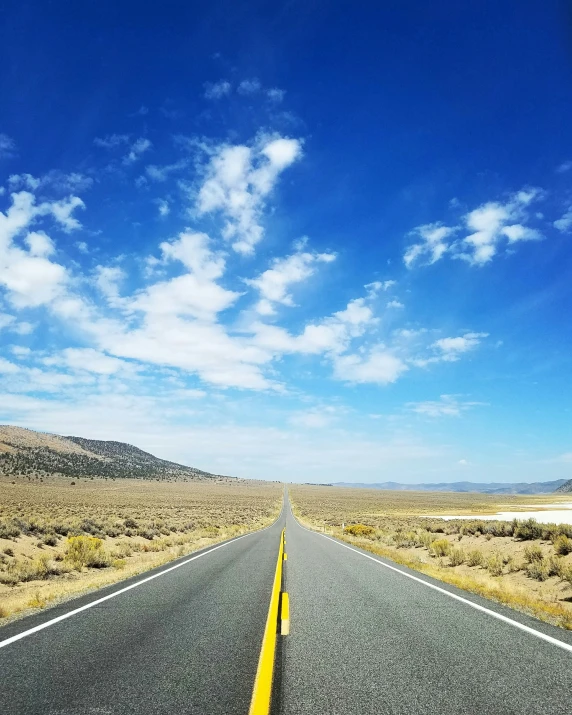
xmin=0 ymin=425 xmax=226 ymax=481
xmin=332 ymin=479 xmax=568 ymax=495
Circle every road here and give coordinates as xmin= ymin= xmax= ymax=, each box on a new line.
xmin=2 ymin=494 xmax=572 ymax=714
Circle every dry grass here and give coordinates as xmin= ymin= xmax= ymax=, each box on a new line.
xmin=289 ymin=485 xmax=572 ymax=630
xmin=0 ymin=476 xmax=282 ymax=622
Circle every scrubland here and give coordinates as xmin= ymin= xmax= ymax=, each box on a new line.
xmin=289 ymin=485 xmax=572 ymax=630
xmin=0 ymin=476 xmax=282 ymax=622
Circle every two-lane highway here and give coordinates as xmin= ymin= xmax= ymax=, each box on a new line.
xmin=2 ymin=493 xmax=572 ymax=715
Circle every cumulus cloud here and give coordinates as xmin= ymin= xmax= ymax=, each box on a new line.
xmin=245 ymin=248 xmax=335 ymax=315
xmin=267 ymin=88 xmax=285 ymax=103
xmin=197 ymin=136 xmax=302 ymax=254
xmin=404 ymin=189 xmax=543 ymax=268
xmin=237 ymin=78 xmax=261 ymax=95
xmin=432 ymin=332 xmax=488 ymax=361
xmin=333 ymin=347 xmax=408 ymax=385
xmin=554 ymin=206 xmax=572 ymax=233
xmin=204 ymin=80 xmax=232 ymax=100
xmin=155 ymin=199 xmax=170 ymax=217
xmin=0 ymin=191 xmax=83 ymax=308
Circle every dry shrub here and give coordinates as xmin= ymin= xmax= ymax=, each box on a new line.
xmin=486 ymin=553 xmax=504 ymax=576
xmin=467 ymin=549 xmax=484 ymax=567
xmin=65 ymin=536 xmax=111 ymax=569
xmin=524 ymin=544 xmax=544 ymax=563
xmin=554 ymin=535 xmax=572 ymax=556
xmin=449 ymin=547 xmax=466 ymax=566
xmin=343 ymin=524 xmax=375 ymax=538
xmin=430 ymin=538 xmax=450 ymax=557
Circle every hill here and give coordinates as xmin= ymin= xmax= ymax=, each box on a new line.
xmin=333 ymin=479 xmax=568 ymax=495
xmin=0 ymin=425 xmax=222 ymax=481
xmin=555 ymin=479 xmax=572 ymax=493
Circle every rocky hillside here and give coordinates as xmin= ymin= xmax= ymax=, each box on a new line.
xmin=0 ymin=426 xmax=221 ymax=481
xmin=555 ymin=479 xmax=572 ymax=493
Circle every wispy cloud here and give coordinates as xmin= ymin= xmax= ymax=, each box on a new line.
xmin=554 ymin=206 xmax=572 ymax=233
xmin=407 ymin=394 xmax=485 ymax=417
xmin=0 ymin=133 xmax=16 ymax=159
xmin=204 ymin=80 xmax=232 ymax=100
xmin=123 ymin=138 xmax=152 ymax=165
xmin=405 ymin=189 xmax=543 ymax=268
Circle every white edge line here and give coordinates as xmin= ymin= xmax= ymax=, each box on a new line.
xmin=292 ymin=508 xmax=572 ymax=656
xmin=0 ymin=507 xmax=285 ymax=651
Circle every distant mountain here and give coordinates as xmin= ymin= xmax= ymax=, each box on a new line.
xmin=555 ymin=479 xmax=572 ymax=493
xmin=0 ymin=425 xmax=223 ymax=481
xmin=332 ymin=479 xmax=569 ymax=495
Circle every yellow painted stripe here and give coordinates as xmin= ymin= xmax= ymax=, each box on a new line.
xmin=248 ymin=528 xmax=285 ymax=715
xmin=281 ymin=592 xmax=290 ymax=636
xmin=283 ymin=553 xmax=287 ymax=561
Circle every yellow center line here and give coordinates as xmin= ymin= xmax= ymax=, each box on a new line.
xmin=248 ymin=528 xmax=285 ymax=715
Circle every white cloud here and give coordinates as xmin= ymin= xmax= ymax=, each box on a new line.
xmin=0 ymin=313 xmax=15 ymax=330
xmin=267 ymin=88 xmax=285 ymax=102
xmin=15 ymin=322 xmax=34 ymax=335
xmin=94 ymin=134 xmax=130 ymax=149
xmin=94 ymin=265 xmax=125 ymax=306
xmin=333 ymin=347 xmax=408 ymax=385
xmin=145 ymin=160 xmax=187 ymax=182
xmin=404 ymin=223 xmax=457 ymax=268
xmin=10 ymin=346 xmax=31 ymax=358
xmin=44 ymin=196 xmax=85 ymax=232
xmin=432 ymin=332 xmax=488 ymax=361
xmin=289 ymin=407 xmax=337 ymax=429
xmin=0 ymin=133 xmax=16 ymax=158
xmin=387 ymin=300 xmax=404 ymax=308
xmin=245 ymin=248 xmax=335 ymax=314
xmin=156 ymin=199 xmax=170 ymax=217
xmin=0 ymin=357 xmax=20 ymax=374
xmin=9 ymin=173 xmax=40 ymax=190
xmin=238 ymin=78 xmax=261 ymax=95
xmin=9 ymin=171 xmax=93 ymax=194
xmin=196 ymin=136 xmax=302 ymax=254
xmin=408 ymin=394 xmax=484 ymax=417
xmin=556 ymin=160 xmax=572 ymax=174
xmin=48 ymin=348 xmax=135 ymax=376
xmin=404 ymin=189 xmax=543 ymax=268
xmin=0 ymin=191 xmax=83 ymax=308
xmin=204 ymin=80 xmax=232 ymax=100
xmin=554 ymin=206 xmax=572 ymax=233
xmin=123 ymin=138 xmax=152 ymax=165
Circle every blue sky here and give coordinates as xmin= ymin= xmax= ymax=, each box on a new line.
xmin=0 ymin=1 xmax=571 ymax=482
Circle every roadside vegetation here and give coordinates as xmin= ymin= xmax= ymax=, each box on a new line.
xmin=0 ymin=476 xmax=282 ymax=622
xmin=289 ymin=485 xmax=572 ymax=630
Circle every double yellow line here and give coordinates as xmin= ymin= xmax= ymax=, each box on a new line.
xmin=249 ymin=528 xmax=289 ymax=715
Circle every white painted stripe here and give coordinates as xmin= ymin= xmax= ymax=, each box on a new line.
xmin=293 ymin=512 xmax=572 ymax=656
xmin=0 ymin=513 xmax=283 ymax=651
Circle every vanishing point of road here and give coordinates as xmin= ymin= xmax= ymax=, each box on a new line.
xmin=2 ymin=493 xmax=572 ymax=714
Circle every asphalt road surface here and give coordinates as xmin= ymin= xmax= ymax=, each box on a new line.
xmin=2 ymin=494 xmax=572 ymax=715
